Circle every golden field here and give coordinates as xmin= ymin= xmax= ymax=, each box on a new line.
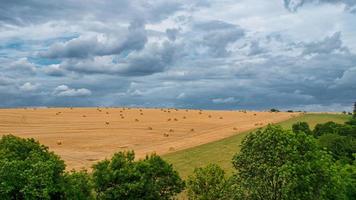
xmin=0 ymin=107 xmax=297 ymax=170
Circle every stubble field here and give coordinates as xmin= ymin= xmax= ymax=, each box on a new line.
xmin=0 ymin=107 xmax=297 ymax=170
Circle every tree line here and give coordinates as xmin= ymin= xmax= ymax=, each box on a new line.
xmin=1 ymin=109 xmax=355 ymax=199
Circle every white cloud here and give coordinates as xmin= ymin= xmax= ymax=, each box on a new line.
xmin=6 ymin=58 xmax=36 ymax=74
xmin=19 ymin=82 xmax=39 ymax=92
xmin=53 ymin=85 xmax=92 ymax=97
xmin=212 ymin=97 xmax=239 ymax=104
xmin=177 ymin=92 xmax=186 ymax=99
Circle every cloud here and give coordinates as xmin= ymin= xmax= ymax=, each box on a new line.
xmin=0 ymin=0 xmax=184 ymax=26
xmin=5 ymin=58 xmax=36 ymax=74
xmin=192 ymin=20 xmax=245 ymax=57
xmin=333 ymin=67 xmax=356 ymax=88
xmin=166 ymin=28 xmax=180 ymax=41
xmin=60 ymin=40 xmax=177 ymax=76
xmin=288 ymin=103 xmax=353 ymax=112
xmin=302 ymin=32 xmax=347 ymax=55
xmin=284 ymin=0 xmax=356 ymax=12
xmin=40 ymin=20 xmax=147 ymax=59
xmin=53 ymin=85 xmax=92 ymax=97
xmin=212 ymin=97 xmax=239 ymax=104
xmin=176 ymin=92 xmax=186 ymax=99
xmin=249 ymin=41 xmax=266 ymax=56
xmin=19 ymin=82 xmax=40 ymax=92
xmin=0 ymin=76 xmax=13 ymax=86
xmin=43 ymin=65 xmax=67 ymax=77
xmin=0 ymin=0 xmax=356 ymax=111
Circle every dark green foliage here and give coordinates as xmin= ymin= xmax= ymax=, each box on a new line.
xmin=232 ymin=125 xmax=345 ymax=200
xmin=92 ymin=151 xmax=185 ymax=200
xmin=292 ymin=121 xmax=312 ymax=135
xmin=345 ymin=118 xmax=356 ymax=126
xmin=313 ymin=121 xmax=355 ymax=137
xmin=313 ymin=121 xmax=340 ymax=137
xmin=62 ymin=170 xmax=94 ymax=200
xmin=270 ymin=108 xmax=279 ymax=112
xmin=313 ymin=119 xmax=356 ymax=164
xmin=0 ymin=135 xmax=66 ymax=199
xmin=353 ymin=102 xmax=356 ymax=118
xmin=187 ymin=164 xmax=240 ymax=200
xmin=340 ymin=159 xmax=356 ymax=199
xmin=287 ymin=110 xmax=294 ymax=113
xmin=318 ymin=134 xmax=356 ymax=164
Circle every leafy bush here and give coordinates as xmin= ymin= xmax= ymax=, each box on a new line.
xmin=0 ymin=135 xmax=66 ymax=199
xmin=92 ymin=151 xmax=185 ymax=200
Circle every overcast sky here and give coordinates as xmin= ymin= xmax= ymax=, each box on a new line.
xmin=0 ymin=0 xmax=355 ymax=111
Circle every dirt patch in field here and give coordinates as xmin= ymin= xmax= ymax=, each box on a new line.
xmin=0 ymin=107 xmax=298 ymax=170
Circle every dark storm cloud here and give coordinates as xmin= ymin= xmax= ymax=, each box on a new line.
xmin=60 ymin=41 xmax=177 ymax=76
xmin=0 ymin=0 xmax=355 ymax=111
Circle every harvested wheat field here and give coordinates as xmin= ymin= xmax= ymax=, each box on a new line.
xmin=0 ymin=107 xmax=298 ymax=170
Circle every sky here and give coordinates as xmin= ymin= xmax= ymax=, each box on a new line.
xmin=0 ymin=0 xmax=356 ymax=111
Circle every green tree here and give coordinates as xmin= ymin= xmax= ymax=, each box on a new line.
xmin=318 ymin=134 xmax=355 ymax=164
xmin=292 ymin=122 xmax=312 ymax=135
xmin=187 ymin=164 xmax=239 ymax=200
xmin=338 ymin=159 xmax=356 ymax=199
xmin=314 ymin=122 xmax=355 ymax=138
xmin=345 ymin=118 xmax=356 ymax=126
xmin=0 ymin=135 xmax=66 ymax=199
xmin=232 ymin=125 xmax=346 ymax=200
xmin=92 ymin=151 xmax=185 ymax=200
xmin=62 ymin=170 xmax=94 ymax=200
xmin=270 ymin=108 xmax=280 ymax=112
